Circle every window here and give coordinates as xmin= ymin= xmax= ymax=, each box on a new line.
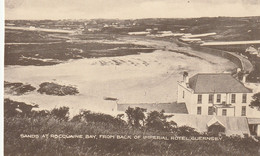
xmin=198 ymin=94 xmax=202 ymax=104
xmin=222 ymin=109 xmax=227 ymax=116
xmin=208 ymin=94 xmax=213 ymax=103
xmin=231 ymin=94 xmax=236 ymax=103
xmin=217 ymin=94 xmax=221 ymax=103
xmin=242 ymin=106 xmax=246 ymax=116
xmin=197 ymin=107 xmax=201 ymax=115
xmin=208 ymin=106 xmax=214 ymax=115
xmin=183 ymin=91 xmax=185 ymax=98
xmin=242 ymin=94 xmax=247 ymax=103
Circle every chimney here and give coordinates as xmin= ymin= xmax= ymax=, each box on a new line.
xmin=242 ymin=74 xmax=248 ymax=83
xmin=236 ymin=68 xmax=241 ymax=73
xmin=183 ymin=71 xmax=189 ymax=86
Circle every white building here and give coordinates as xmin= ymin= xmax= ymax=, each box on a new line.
xmin=177 ymin=73 xmax=253 ymax=117
xmin=245 ymin=46 xmax=258 ymax=55
xmin=176 ymin=73 xmax=260 ymax=136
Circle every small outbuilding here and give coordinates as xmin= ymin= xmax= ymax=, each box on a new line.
xmin=168 ymin=114 xmax=250 ymax=136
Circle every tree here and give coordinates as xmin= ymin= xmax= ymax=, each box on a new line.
xmin=250 ymin=92 xmax=260 ymax=110
xmin=146 ymin=110 xmax=176 ymax=132
xmin=125 ymin=107 xmax=134 ymax=126
xmin=125 ymin=107 xmax=146 ymax=128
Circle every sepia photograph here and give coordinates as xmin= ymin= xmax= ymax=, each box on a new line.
xmin=2 ymin=0 xmax=260 ymax=155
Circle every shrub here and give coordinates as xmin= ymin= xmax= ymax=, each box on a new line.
xmin=50 ymin=106 xmax=70 ymax=121
xmin=71 ymin=110 xmax=126 ymax=127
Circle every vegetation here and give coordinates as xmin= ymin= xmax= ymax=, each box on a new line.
xmin=5 ymin=29 xmax=154 ymax=66
xmin=4 ymin=98 xmax=39 ymax=117
xmin=4 ymin=100 xmax=260 ymax=155
xmin=50 ymin=106 xmax=70 ymax=121
xmin=145 ymin=110 xmax=176 ymax=132
xmin=250 ymin=92 xmax=260 ymax=110
xmin=125 ymin=107 xmax=146 ymax=128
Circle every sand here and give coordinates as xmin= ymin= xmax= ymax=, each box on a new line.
xmin=4 ymin=37 xmax=236 ymax=116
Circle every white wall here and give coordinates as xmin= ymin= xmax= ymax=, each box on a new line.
xmin=177 ymin=82 xmax=255 ymax=117
xmin=257 ymin=125 xmax=260 ymax=136
xmin=215 ymin=107 xmax=234 ymax=116
xmin=177 ymin=82 xmax=194 ymax=114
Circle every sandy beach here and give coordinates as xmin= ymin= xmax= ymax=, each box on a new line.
xmin=4 ymin=37 xmax=236 ymax=116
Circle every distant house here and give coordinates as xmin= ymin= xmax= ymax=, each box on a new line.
xmin=179 ymin=38 xmax=202 ymax=44
xmin=177 ymin=73 xmax=253 ymax=117
xmin=245 ymin=45 xmax=258 ymax=55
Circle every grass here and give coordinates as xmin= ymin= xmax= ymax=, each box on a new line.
xmin=4 ymin=99 xmax=260 ymax=156
xmin=5 ymin=115 xmax=260 ymax=156
xmin=5 ymin=30 xmax=154 ymax=66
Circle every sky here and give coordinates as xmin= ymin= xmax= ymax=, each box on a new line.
xmin=4 ymin=0 xmax=260 ymax=20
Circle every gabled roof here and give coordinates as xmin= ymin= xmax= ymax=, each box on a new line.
xmin=188 ymin=73 xmax=252 ymax=93
xmin=247 ymin=118 xmax=260 ymax=124
xmin=207 ymin=116 xmax=225 ymax=128
xmin=169 ymin=114 xmax=250 ymax=136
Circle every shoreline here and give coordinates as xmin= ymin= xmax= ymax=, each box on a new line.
xmin=4 ymin=35 xmax=237 ymax=116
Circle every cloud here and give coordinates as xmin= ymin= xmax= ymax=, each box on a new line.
xmin=5 ymin=0 xmax=260 ymax=19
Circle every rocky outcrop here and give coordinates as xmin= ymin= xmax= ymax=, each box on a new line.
xmin=37 ymin=82 xmax=79 ymax=96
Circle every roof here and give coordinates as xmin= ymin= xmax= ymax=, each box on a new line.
xmin=169 ymin=114 xmax=250 ymax=136
xmin=245 ymin=46 xmax=258 ymax=54
xmin=207 ymin=116 xmax=225 ymax=128
xmin=117 ymin=102 xmax=188 ymax=114
xmin=189 ymin=73 xmax=252 ymax=93
xmin=247 ymin=118 xmax=260 ymax=124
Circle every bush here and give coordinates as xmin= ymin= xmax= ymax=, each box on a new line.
xmin=176 ymin=125 xmax=200 ymax=137
xmin=4 ymin=98 xmax=39 ymax=117
xmin=71 ymin=110 xmax=126 ymax=127
xmin=4 ymin=105 xmax=260 ymax=156
xmin=50 ymin=107 xmax=70 ymax=121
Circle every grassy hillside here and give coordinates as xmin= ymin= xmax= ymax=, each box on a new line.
xmin=4 ymin=99 xmax=260 ymax=156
